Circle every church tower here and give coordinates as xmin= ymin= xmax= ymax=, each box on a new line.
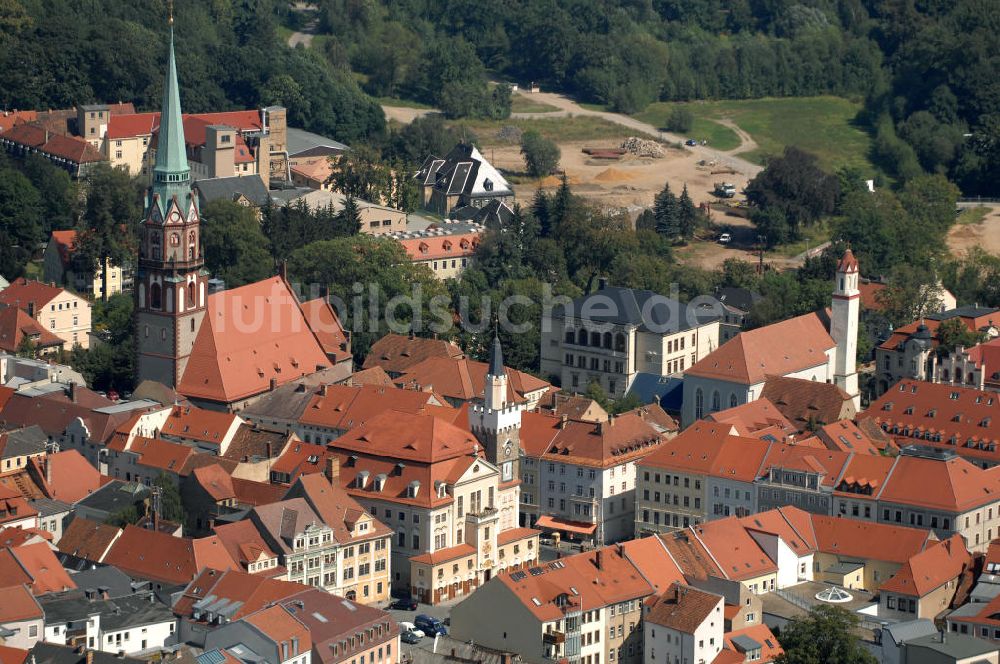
xmin=469 ymin=335 xmax=523 ymax=485
xmin=831 ymin=249 xmax=861 ymax=409
xmin=135 ymin=16 xmax=209 ymax=388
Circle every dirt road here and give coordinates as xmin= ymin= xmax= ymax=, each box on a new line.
xmin=288 ymin=2 xmax=318 ymax=48
xmin=948 ymin=204 xmax=1000 ymax=257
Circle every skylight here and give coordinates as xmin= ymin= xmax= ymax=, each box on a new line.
xmin=313 ymin=612 xmax=328 ymax=623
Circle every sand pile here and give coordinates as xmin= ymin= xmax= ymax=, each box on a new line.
xmin=594 ymin=167 xmax=635 ymax=183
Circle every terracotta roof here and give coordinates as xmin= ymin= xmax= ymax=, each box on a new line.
xmin=0 ymin=527 xmax=51 ymax=547
xmin=177 ymin=277 xmax=331 ymax=404
xmin=639 ymin=423 xmax=771 ymax=482
xmin=0 ymin=110 xmax=38 ymax=133
xmin=687 ymin=313 xmax=835 ymax=384
xmin=273 ymin=588 xmax=397 ymax=659
xmin=269 ymin=440 xmax=335 ymax=482
xmin=222 ymin=426 xmax=290 ymax=463
xmin=42 ymin=450 xmax=110 ymax=503
xmin=0 ymin=583 xmax=42 ymax=622
xmin=0 ymin=489 xmax=37 ymax=528
xmin=859 ymin=380 xmax=1000 ymax=465
xmin=617 ymin=536 xmax=686 ymax=594
xmin=0 ymin=542 xmax=76 ymax=594
xmin=760 ymin=376 xmax=855 ymax=431
xmin=498 ymin=527 xmax=541 ymax=546
xmin=707 ymin=398 xmax=797 ymax=440
xmin=299 ymin=298 xmax=350 ymax=362
xmin=347 ymin=366 xmax=395 ymax=387
xmin=831 ymin=452 xmax=894 ymax=499
xmin=130 ymin=437 xmax=197 ymax=475
xmin=0 ymin=391 xmax=138 ymax=446
xmin=645 ymin=583 xmax=722 ymax=633
xmin=160 ymin=405 xmax=241 ymax=446
xmin=107 ymin=110 xmax=263 ymax=145
xmin=243 ymin=604 xmax=312 ymax=652
xmin=0 ymin=125 xmax=103 ymax=164
xmin=723 ymin=624 xmax=783 ymax=662
xmin=362 ymin=333 xmax=464 ymax=375
xmin=192 ymin=464 xmax=236 ymax=501
xmin=284 ymin=473 xmax=394 ymax=544
xmin=878 ymin=308 xmax=999 ymax=351
xmin=397 ymin=231 xmax=481 ymax=261
xmin=298 ymin=384 xmax=443 ymax=432
xmin=659 ymin=530 xmax=723 ymax=581
xmin=211 ymin=520 xmax=282 ymax=574
xmin=759 ymin=445 xmax=848 ymax=488
xmin=837 ymin=249 xmax=859 ymax=273
xmin=877 ymin=447 xmax=1000 ymax=512
xmin=290 ymin=158 xmax=334 ymax=182
xmin=48 ymin=230 xmax=78 ymax=266
xmin=813 ymin=420 xmax=884 ymax=456
xmin=540 ymin=411 xmax=666 ymax=469
xmin=0 ymin=305 xmax=65 ymax=352
xmin=809 ymin=514 xmax=934 ymax=564
xmin=880 ymin=534 xmax=970 ymax=597
xmin=0 ymin=644 xmax=29 ymax=664
xmin=410 ymin=543 xmax=476 ymax=565
xmin=105 ymin=112 xmax=157 ymax=139
xmin=539 ymin=394 xmax=607 ymax=422
xmin=740 ymin=507 xmax=817 ymax=555
xmin=965 ymin=337 xmax=1000 ymax=390
xmin=56 ymin=518 xmax=122 ymax=563
xmin=498 ymin=544 xmax=657 ymax=621
xmin=858 ymin=281 xmax=887 ymax=311
xmin=173 ymin=568 xmax=309 ymax=621
xmin=691 ymin=518 xmax=777 ymax=581
xmin=103 ymin=526 xmax=238 ymax=586
xmin=394 ymin=356 xmax=550 ymax=404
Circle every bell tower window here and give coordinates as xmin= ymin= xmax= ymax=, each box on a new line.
xmin=150 ymin=283 xmax=162 ymax=310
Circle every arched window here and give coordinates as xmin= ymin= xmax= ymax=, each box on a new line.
xmin=615 ymin=332 xmax=626 ymax=353
xmin=577 ymin=329 xmax=588 ymax=346
xmin=565 ymin=330 xmax=575 ymax=344
xmin=188 ymin=282 xmax=196 ymax=308
xmin=730 ymin=393 xmax=738 ymax=408
xmin=711 ymin=390 xmax=721 ymax=412
xmin=590 ymin=331 xmax=601 ymax=347
xmin=695 ymin=388 xmax=704 ymax=419
xmin=603 ymin=332 xmax=613 ymax=349
xmin=170 ymin=232 xmax=180 ymax=246
xmin=150 ymin=283 xmax=161 ymax=310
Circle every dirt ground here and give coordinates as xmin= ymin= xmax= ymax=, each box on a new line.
xmin=948 ymin=205 xmax=1000 ymax=257
xmin=488 ymin=139 xmax=755 ymax=213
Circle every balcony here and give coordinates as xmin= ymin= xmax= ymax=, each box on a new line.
xmin=465 ymin=506 xmax=499 ymax=525
xmin=544 ymin=631 xmax=566 ymax=645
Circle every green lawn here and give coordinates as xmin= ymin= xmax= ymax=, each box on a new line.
xmin=957 ymin=206 xmax=990 ymax=226
xmin=453 ymin=115 xmax=631 ymax=147
xmin=510 ymin=94 xmax=560 ymax=114
xmin=635 ymin=96 xmax=874 ymax=174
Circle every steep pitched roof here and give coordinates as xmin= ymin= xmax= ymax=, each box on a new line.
xmin=56 ymin=518 xmax=122 ymax=563
xmin=177 ymin=277 xmax=331 ymax=404
xmin=0 ymin=306 xmax=66 ymax=353
xmin=103 ymin=526 xmax=238 ymax=586
xmin=299 ymin=298 xmax=350 ymax=362
xmin=645 ymin=584 xmax=722 ymax=633
xmin=211 ymin=520 xmax=282 ymax=574
xmin=541 ymin=411 xmax=666 ymax=469
xmin=691 ymin=518 xmax=777 ymax=581
xmin=809 ymin=514 xmax=935 ymax=563
xmin=284 ymin=473 xmax=393 ymax=544
xmin=687 ymin=313 xmax=835 ymax=384
xmin=880 ymin=534 xmax=970 ymax=597
xmin=362 ymin=333 xmax=464 ymax=375
xmin=706 ymin=398 xmax=797 ymax=441
xmin=760 ymin=376 xmax=856 ymax=431
xmin=0 ymin=543 xmax=76 ymax=594
xmin=173 ymin=568 xmax=308 ymax=621
xmin=0 ymin=279 xmax=70 ymax=310
xmin=0 ymin=583 xmax=42 ymax=622
xmin=160 ymin=405 xmax=241 ymax=446
xmin=394 ymin=356 xmax=550 ymax=404
xmin=297 ymin=384 xmax=442 ymax=432
xmin=40 ymin=450 xmax=110 ymax=503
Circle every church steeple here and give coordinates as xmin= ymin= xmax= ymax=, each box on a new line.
xmin=150 ymin=21 xmax=191 ymax=216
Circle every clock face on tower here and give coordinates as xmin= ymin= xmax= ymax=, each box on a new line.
xmin=503 ymin=441 xmax=512 ymax=457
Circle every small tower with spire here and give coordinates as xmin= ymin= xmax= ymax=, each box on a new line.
xmin=469 ymin=334 xmax=523 ymax=485
xmin=135 ymin=9 xmax=209 ymax=388
xmin=831 ymin=248 xmax=861 ymax=409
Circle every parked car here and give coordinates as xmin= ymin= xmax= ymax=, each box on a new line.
xmin=685 ymin=139 xmax=698 ymax=146
xmin=401 ymin=630 xmax=422 ymax=644
xmin=398 ymin=622 xmax=425 ymax=638
xmin=415 ymin=614 xmax=448 ymax=636
xmin=389 ymin=597 xmax=418 ymax=611
xmin=718 ymin=233 xmax=732 ymax=244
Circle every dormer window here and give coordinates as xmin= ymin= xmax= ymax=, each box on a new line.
xmin=356 ymin=470 xmax=370 ymax=489
xmin=374 ymin=473 xmax=387 ymax=492
xmin=408 ymin=480 xmax=421 ymax=498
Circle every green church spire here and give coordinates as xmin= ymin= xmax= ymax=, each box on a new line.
xmin=150 ymin=14 xmax=192 ymax=217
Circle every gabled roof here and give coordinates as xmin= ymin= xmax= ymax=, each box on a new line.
xmin=809 ymin=514 xmax=935 ymax=564
xmin=617 ymin=536 xmax=686 ymax=594
xmin=0 ymin=543 xmax=76 ymax=594
xmin=645 ymin=583 xmax=722 ymax=633
xmin=173 ymin=568 xmax=308 ymax=622
xmin=130 ymin=436 xmax=197 ymax=475
xmin=297 ymin=384 xmax=442 ymax=432
xmin=40 ymin=450 xmax=111 ymax=503
xmin=177 ymin=277 xmax=331 ymax=404
xmin=333 ymin=409 xmax=479 ymax=464
xmin=706 ymin=398 xmax=797 ymax=441
xmin=284 ymin=473 xmax=393 ymax=544
xmin=193 ymin=175 xmax=271 ymax=208
xmin=688 ymin=313 xmax=835 ymax=385
xmin=541 ymin=410 xmax=666 ymax=469
xmin=211 ymin=520 xmax=282 ymax=574
xmin=760 ymin=376 xmax=856 ymax=431
xmin=740 ymin=506 xmax=817 ymax=554
xmin=243 ymin=604 xmax=313 ymax=652
xmin=269 ymin=440 xmax=334 ymax=483
xmin=638 ymin=422 xmax=771 ymax=482
xmin=0 ymin=306 xmax=66 ymax=353
xmin=724 ymin=624 xmax=783 ymax=662
xmin=879 ymin=306 xmax=999 ymax=351
xmin=0 ymin=583 xmax=42 ymax=622
xmin=877 ymin=446 xmax=1000 ymax=512
xmin=813 ymin=419 xmax=886 ymax=456
xmin=192 ymin=464 xmax=236 ymax=501
xmin=362 ymin=333 xmax=464 ymax=375
xmin=56 ymin=518 xmax=122 ymax=563
xmin=160 ymin=405 xmax=241 ymax=446
xmin=103 ymin=526 xmax=238 ymax=586
xmin=880 ymin=534 xmax=970 ymax=597
xmin=659 ymin=530 xmax=724 ymax=581
xmin=396 ymin=231 xmax=482 ymax=261
xmin=691 ymin=518 xmax=778 ymax=581
xmin=394 ymin=356 xmax=550 ymax=404
xmin=299 ymin=298 xmax=350 ymax=362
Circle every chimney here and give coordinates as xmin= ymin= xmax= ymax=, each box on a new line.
xmin=45 ymin=456 xmax=52 ymax=485
xmin=617 ymin=543 xmax=624 ymax=556
xmin=559 ymin=414 xmax=568 ymax=429
xmin=27 ymin=301 xmax=35 ymax=318
xmin=265 ymin=442 xmax=272 ymax=459
xmin=208 ymin=518 xmax=215 ymax=531
xmin=69 ymin=382 xmax=77 ymax=403
xmin=595 ymin=550 xmax=603 ymax=570
xmin=86 ymin=650 xmax=94 ymax=664
xmin=269 ymin=377 xmax=278 ymax=391
xmin=325 ymin=456 xmax=340 ymax=484
xmin=319 ymin=384 xmax=328 ymax=397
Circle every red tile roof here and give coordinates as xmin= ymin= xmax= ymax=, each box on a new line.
xmin=394 ymin=356 xmax=550 ymax=404
xmin=42 ymin=450 xmax=110 ymax=503
xmin=1 ymin=125 xmax=103 ymax=164
xmin=760 ymin=376 xmax=856 ymax=431
xmin=724 ymin=624 xmax=783 ymax=662
xmin=691 ymin=517 xmax=778 ymax=581
xmin=192 ymin=464 xmax=236 ymax=501
xmin=410 ymin=543 xmax=476 ymax=565
xmin=160 ymin=405 xmax=241 ymax=446
xmin=362 ymin=333 xmax=465 ymax=375
xmin=659 ymin=530 xmax=724 ymax=581
xmin=813 ymin=420 xmax=884 ymax=456
xmin=397 ymin=232 xmax=481 ymax=262
xmin=211 ymin=520 xmax=282 ymax=574
xmin=300 ymin=297 xmax=350 ymax=362
xmin=0 ymin=584 xmax=41 ymax=622
xmin=0 ymin=110 xmax=38 ymax=133
xmin=103 ymin=526 xmax=239 ymax=586
xmin=298 ymin=384 xmax=443 ymax=432
xmin=56 ymin=518 xmax=122 ymax=563
xmin=243 ymin=604 xmax=312 ymax=652
xmin=0 ymin=542 xmax=76 ymax=594
xmin=860 ymin=380 xmax=1000 ymax=465
xmin=687 ymin=313 xmax=835 ymax=384
xmin=639 ymin=423 xmax=771 ymax=482
xmin=285 ymin=473 xmax=394 ymax=544
xmin=540 ymin=411 xmax=666 ymax=469
xmin=269 ymin=440 xmax=334 ymax=483
xmin=177 ymin=277 xmax=331 ymax=404
xmin=107 ymin=110 xmax=263 ymax=145
xmin=0 ymin=305 xmax=65 ymax=353
xmin=173 ymin=568 xmax=309 ymax=622
xmin=0 ymin=277 xmax=68 ymax=308
xmin=105 ymin=112 xmax=157 ymax=139
xmin=0 ymin=644 xmax=30 ymax=664
xmin=878 ymin=448 xmax=1000 ymax=512
xmin=645 ymin=583 xmax=722 ymax=633
xmin=130 ymin=436 xmax=197 ymax=475
xmin=809 ymin=514 xmax=935 ymax=564
xmin=878 ymin=310 xmax=998 ymax=352
xmin=880 ymin=534 xmax=970 ymax=597
xmin=707 ymin=398 xmax=797 ymax=440
xmin=617 ymin=536 xmax=686 ymax=594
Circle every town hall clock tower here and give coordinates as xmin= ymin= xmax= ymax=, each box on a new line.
xmin=135 ymin=16 xmax=209 ymax=388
